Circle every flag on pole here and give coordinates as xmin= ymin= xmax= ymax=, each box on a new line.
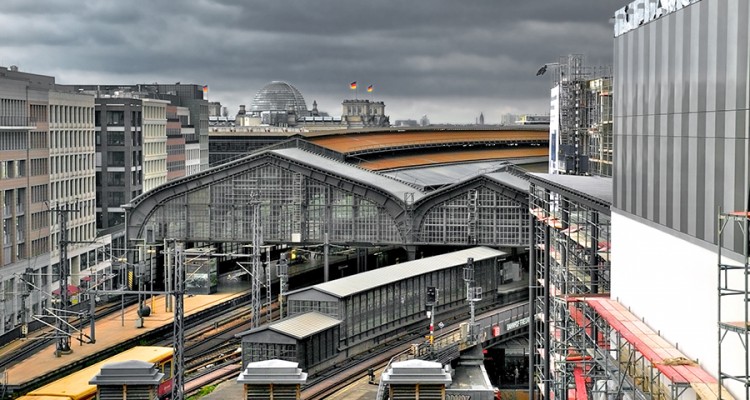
xmin=202 ymin=85 xmax=208 ymax=93
xmin=367 ymin=85 xmax=373 ymax=93
xmin=350 ymin=81 xmax=357 ymax=90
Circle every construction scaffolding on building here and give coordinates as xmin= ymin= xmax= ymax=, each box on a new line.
xmin=548 ymin=54 xmax=612 ymax=177
xmin=717 ymin=211 xmax=750 ymax=400
xmin=528 ymin=174 xmax=612 ymax=400
xmin=529 ymin=175 xmax=734 ymax=399
xmin=586 ymin=77 xmax=613 ymax=177
xmin=572 ymin=297 xmax=731 ymax=400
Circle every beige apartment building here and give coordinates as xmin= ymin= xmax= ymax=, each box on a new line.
xmin=141 ymin=99 xmax=168 ymax=193
xmin=0 ymin=66 xmax=111 ymax=336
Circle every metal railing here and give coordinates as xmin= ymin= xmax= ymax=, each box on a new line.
xmin=375 ymin=301 xmax=531 ymax=399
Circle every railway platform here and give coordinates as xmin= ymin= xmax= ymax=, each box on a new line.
xmin=4 ymin=283 xmax=248 ymax=390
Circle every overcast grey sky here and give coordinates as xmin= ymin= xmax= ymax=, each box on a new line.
xmin=0 ymin=1 xmax=623 ymax=124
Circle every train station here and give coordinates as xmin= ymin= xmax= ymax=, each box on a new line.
xmin=0 ymin=124 xmax=545 ymax=399
xmin=3 ymin=0 xmax=750 ymax=398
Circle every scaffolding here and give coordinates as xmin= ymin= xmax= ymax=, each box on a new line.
xmin=586 ymin=77 xmax=613 ymax=177
xmin=571 ymin=298 xmax=733 ymax=400
xmin=549 ymin=54 xmax=612 ymax=176
xmin=528 ymin=177 xmax=611 ymax=400
xmin=529 ymin=179 xmax=735 ymax=400
xmin=718 ymin=211 xmax=750 ymax=400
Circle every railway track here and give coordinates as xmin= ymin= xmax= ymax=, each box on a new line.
xmin=3 ymin=290 xmax=263 ymax=397
xmin=301 ymin=322 xmax=435 ymax=400
xmin=156 ymin=297 xmax=527 ymax=398
xmin=174 ymin=299 xmax=527 ymax=398
xmin=0 ymin=299 xmax=137 ymax=371
xmin=302 ymin=299 xmax=529 ymax=399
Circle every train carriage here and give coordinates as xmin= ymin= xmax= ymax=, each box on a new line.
xmin=17 ymin=346 xmax=173 ymax=400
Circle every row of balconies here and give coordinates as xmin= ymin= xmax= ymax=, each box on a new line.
xmin=0 ymin=116 xmax=35 ymax=128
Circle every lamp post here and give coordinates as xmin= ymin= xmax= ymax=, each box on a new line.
xmin=147 ymin=247 xmax=157 ymax=313
xmin=535 ymin=62 xmax=560 ymax=77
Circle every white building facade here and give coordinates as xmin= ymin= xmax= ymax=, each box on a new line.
xmin=141 ymin=99 xmax=168 ymax=194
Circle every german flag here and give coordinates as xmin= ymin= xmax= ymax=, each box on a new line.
xmin=367 ymin=85 xmax=373 ymax=93
xmin=350 ymin=81 xmax=357 ymax=90
xmin=202 ymin=85 xmax=208 ymax=93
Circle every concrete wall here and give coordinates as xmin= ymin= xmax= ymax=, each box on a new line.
xmin=611 ymin=211 xmax=745 ymax=396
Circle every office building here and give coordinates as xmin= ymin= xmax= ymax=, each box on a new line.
xmin=546 ymin=55 xmax=612 ymax=177
xmin=0 ymin=66 xmax=112 ymax=336
xmin=73 ymin=84 xmax=209 ymax=172
xmin=166 ymin=105 xmax=186 ymax=181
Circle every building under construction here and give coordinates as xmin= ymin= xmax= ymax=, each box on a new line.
xmin=530 ymin=0 xmax=748 ymax=398
xmin=546 ymin=54 xmax=612 ymax=177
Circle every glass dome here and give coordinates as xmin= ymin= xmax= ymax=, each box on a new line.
xmin=250 ymin=81 xmax=308 ymax=116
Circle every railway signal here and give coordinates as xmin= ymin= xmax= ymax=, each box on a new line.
xmin=426 ymin=286 xmax=438 ymax=358
xmin=426 ymin=286 xmax=437 ymax=305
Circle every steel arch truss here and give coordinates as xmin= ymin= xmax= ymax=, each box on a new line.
xmin=126 ymin=150 xmax=530 ymax=247
xmin=413 ymin=176 xmax=528 ymax=246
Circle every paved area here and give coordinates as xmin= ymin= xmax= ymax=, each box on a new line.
xmin=201 ymin=367 xmax=382 ymax=400
xmin=325 ymin=371 xmax=381 ymax=400
xmin=6 ymin=289 xmax=246 ymax=386
xmin=200 ymin=377 xmax=243 ymax=399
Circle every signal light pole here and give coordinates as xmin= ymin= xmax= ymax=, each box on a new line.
xmin=426 ymin=286 xmax=437 ymax=358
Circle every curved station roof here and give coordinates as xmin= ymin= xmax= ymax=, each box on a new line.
xmin=126 ymin=137 xmax=535 ymax=247
xmin=358 ymin=147 xmax=548 ymax=171
xmin=308 ymin=127 xmax=548 ymax=156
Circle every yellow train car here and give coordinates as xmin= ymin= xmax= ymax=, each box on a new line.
xmin=17 ymin=346 xmax=173 ymax=400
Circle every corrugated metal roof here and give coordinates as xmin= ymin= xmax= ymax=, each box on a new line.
xmin=304 ymin=247 xmax=506 ymax=298
xmin=270 ymin=311 xmax=341 ymax=339
xmin=485 ymin=171 xmax=530 ymax=192
xmin=383 ymin=161 xmax=510 ymax=188
xmin=529 ymin=173 xmax=613 ymax=205
xmin=381 ymin=160 xmax=539 ymax=191
xmin=271 ymin=147 xmax=426 ymax=201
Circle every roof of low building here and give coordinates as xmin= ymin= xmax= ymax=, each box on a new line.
xmin=529 ymin=173 xmax=613 ymax=205
xmin=270 ymin=312 xmax=341 ymax=339
xmin=290 ymin=246 xmax=506 ymax=298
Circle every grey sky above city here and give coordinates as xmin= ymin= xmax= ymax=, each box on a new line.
xmin=0 ymin=0 xmax=622 ymax=124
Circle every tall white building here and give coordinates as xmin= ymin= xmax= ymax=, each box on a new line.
xmin=141 ymin=99 xmax=168 ymax=193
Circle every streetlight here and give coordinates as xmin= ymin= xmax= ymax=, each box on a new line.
xmin=536 ymin=62 xmax=560 ymax=76
xmin=147 ymin=247 xmax=157 ymax=314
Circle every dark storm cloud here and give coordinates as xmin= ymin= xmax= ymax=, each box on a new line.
xmin=0 ymin=0 xmax=625 ymax=123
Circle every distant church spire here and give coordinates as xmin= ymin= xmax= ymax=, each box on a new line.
xmin=479 ymin=112 xmax=485 ymax=125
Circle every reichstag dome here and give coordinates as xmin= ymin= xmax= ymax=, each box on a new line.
xmin=249 ymin=81 xmax=309 ymax=117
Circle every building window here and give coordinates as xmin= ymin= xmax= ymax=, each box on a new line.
xmin=107 ymin=132 xmax=125 ymax=146
xmin=107 ymin=212 xmax=125 ymax=227
xmin=107 ymin=172 xmax=124 ymax=186
xmin=106 ymin=191 xmax=125 ymax=207
xmin=107 ymin=151 xmax=125 ymax=167
xmin=106 ymin=111 xmax=124 ymax=125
